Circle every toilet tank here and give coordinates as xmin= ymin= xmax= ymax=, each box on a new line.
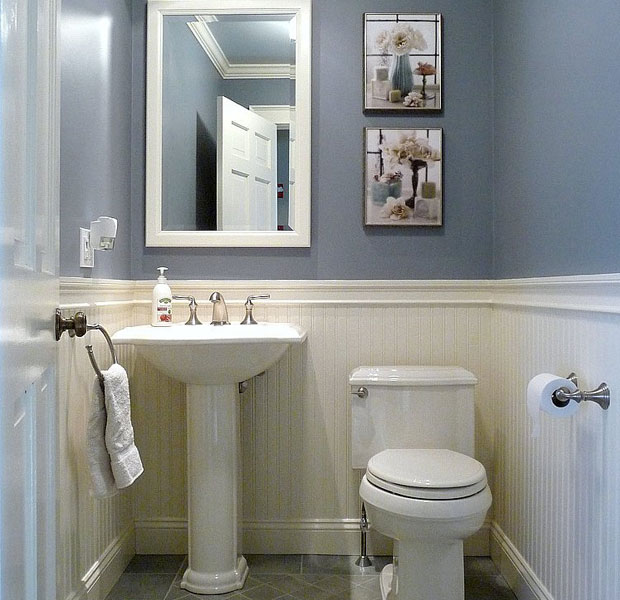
xmin=350 ymin=366 xmax=478 ymax=469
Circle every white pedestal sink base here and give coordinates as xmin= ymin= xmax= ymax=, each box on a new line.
xmin=111 ymin=323 xmax=307 ymax=594
xmin=181 ymin=556 xmax=248 ymax=594
xmin=180 ymin=383 xmax=248 ymax=594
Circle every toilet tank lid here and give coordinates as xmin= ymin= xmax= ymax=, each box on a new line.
xmin=349 ymin=366 xmax=477 ymax=386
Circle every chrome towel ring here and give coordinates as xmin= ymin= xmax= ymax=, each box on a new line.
xmin=55 ymin=309 xmax=118 ymax=390
xmin=86 ymin=324 xmax=118 ymax=390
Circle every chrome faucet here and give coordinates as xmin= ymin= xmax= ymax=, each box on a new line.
xmin=172 ymin=295 xmax=202 ymax=325
xmin=209 ymin=291 xmax=230 ymax=325
xmin=240 ymin=294 xmax=270 ymax=325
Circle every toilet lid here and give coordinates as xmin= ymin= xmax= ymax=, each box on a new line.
xmin=366 ymin=449 xmax=487 ymax=500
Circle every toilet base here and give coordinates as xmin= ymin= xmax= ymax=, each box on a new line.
xmin=378 ymin=539 xmax=464 ymax=600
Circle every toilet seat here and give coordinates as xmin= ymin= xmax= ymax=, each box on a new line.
xmin=366 ymin=449 xmax=487 ymax=500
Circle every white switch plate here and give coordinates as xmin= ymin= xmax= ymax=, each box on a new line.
xmin=80 ymin=227 xmax=94 ymax=268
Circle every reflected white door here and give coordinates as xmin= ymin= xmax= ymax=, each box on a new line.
xmin=217 ymin=96 xmax=277 ymax=231
xmin=0 ymin=0 xmax=59 ymax=598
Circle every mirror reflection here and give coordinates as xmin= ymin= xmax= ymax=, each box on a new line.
xmin=161 ymin=13 xmax=297 ymax=232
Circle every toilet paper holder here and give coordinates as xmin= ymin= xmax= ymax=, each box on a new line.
xmin=552 ymin=373 xmax=610 ymax=410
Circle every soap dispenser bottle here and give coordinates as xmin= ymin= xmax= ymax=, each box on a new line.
xmin=152 ymin=267 xmax=172 ymax=326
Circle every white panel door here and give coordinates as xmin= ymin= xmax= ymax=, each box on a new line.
xmin=217 ymin=96 xmax=277 ymax=231
xmin=0 ymin=0 xmax=59 ymax=598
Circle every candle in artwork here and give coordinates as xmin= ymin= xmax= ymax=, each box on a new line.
xmin=421 ymin=181 xmax=436 ymax=199
xmin=388 ymin=89 xmax=402 ymax=103
xmin=374 ymin=66 xmax=389 ymax=81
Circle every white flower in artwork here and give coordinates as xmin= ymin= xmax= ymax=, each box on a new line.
xmin=375 ymin=30 xmax=391 ymax=54
xmin=380 ymin=197 xmax=411 ymax=221
xmin=380 ymin=133 xmax=441 ymax=165
xmin=375 ymin=171 xmax=402 ymax=183
xmin=402 ymin=92 xmax=424 ymax=107
xmin=390 ymin=24 xmax=427 ymax=55
xmin=375 ymin=24 xmax=427 ymax=56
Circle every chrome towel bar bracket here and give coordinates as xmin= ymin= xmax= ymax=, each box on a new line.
xmin=552 ymin=372 xmax=610 ymax=411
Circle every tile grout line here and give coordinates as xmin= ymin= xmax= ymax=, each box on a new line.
xmin=163 ymin=557 xmax=189 ymax=600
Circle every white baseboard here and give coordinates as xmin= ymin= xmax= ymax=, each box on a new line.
xmin=134 ymin=518 xmax=490 ymax=557
xmin=65 ymin=525 xmax=135 ymax=600
xmin=243 ymin=519 xmax=391 ymax=555
xmin=135 ymin=518 xmax=188 ymax=555
xmin=490 ymin=522 xmax=553 ymax=600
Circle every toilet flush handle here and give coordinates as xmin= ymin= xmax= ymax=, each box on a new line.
xmin=351 ymin=387 xmax=368 ymax=399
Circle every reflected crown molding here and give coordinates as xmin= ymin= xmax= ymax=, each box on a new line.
xmin=188 ymin=21 xmax=296 ymax=79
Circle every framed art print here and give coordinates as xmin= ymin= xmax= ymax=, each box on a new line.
xmin=364 ymin=13 xmax=442 ymax=112
xmin=364 ymin=127 xmax=443 ymax=226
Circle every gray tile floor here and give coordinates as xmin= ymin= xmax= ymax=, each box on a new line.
xmin=105 ymin=554 xmax=517 ymax=600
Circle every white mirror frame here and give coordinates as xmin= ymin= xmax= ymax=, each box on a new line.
xmin=145 ymin=0 xmax=311 ymax=247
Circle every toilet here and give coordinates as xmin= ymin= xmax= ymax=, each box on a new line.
xmin=350 ymin=366 xmax=492 ymax=600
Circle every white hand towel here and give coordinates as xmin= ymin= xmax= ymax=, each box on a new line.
xmin=86 ymin=378 xmax=118 ymax=498
xmin=103 ymin=364 xmax=144 ymax=489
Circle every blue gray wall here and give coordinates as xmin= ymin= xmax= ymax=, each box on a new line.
xmin=492 ymin=0 xmax=620 ymax=278
xmin=130 ymin=0 xmax=495 ymax=280
xmin=60 ymin=0 xmax=133 ymax=279
xmin=63 ymin=1 xmax=620 ymax=281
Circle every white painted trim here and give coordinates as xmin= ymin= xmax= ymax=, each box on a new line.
xmin=59 ymin=274 xmax=620 ymax=312
xmin=60 ymin=278 xmax=137 ymax=307
xmin=492 ymin=273 xmax=620 ymax=314
xmin=63 ymin=526 xmax=135 ymax=600
xmin=135 ymin=518 xmax=188 ymax=555
xmin=134 ymin=518 xmax=489 ymax=556
xmin=132 ymin=279 xmax=495 ymax=305
xmin=244 ymin=519 xmax=390 ymax=555
xmin=49 ymin=0 xmax=61 ymax=278
xmin=145 ymin=0 xmax=311 ymax=248
xmin=187 ymin=20 xmax=228 ymax=77
xmin=490 ymin=522 xmax=553 ymax=600
xmin=223 ymin=62 xmax=296 ymax=80
xmin=249 ymin=105 xmax=294 ymax=129
xmin=188 ymin=21 xmax=295 ymax=79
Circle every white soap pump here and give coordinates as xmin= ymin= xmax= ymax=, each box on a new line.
xmin=152 ymin=267 xmax=172 ymax=326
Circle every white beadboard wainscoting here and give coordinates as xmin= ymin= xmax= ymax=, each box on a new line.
xmin=57 ymin=275 xmax=620 ymax=600
xmin=58 ymin=283 xmax=136 ymax=600
xmin=491 ymin=301 xmax=620 ymax=600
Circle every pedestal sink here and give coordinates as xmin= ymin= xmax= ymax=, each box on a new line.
xmin=112 ymin=322 xmax=307 ymax=594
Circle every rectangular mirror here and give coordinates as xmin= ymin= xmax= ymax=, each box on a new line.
xmin=146 ymin=0 xmax=311 ymax=247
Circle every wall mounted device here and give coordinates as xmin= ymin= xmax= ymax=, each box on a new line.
xmin=80 ymin=216 xmax=118 ymax=268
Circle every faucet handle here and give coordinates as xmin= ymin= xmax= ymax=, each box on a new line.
xmin=172 ymin=295 xmax=202 ymax=325
xmin=245 ymin=294 xmax=270 ymax=305
xmin=241 ymin=294 xmax=270 ymax=325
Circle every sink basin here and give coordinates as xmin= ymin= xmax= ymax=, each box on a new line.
xmin=112 ymin=321 xmax=307 ymax=595
xmin=112 ymin=322 xmax=307 ymax=384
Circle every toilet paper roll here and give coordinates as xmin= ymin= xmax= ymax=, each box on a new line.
xmin=527 ymin=373 xmax=579 ymax=438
